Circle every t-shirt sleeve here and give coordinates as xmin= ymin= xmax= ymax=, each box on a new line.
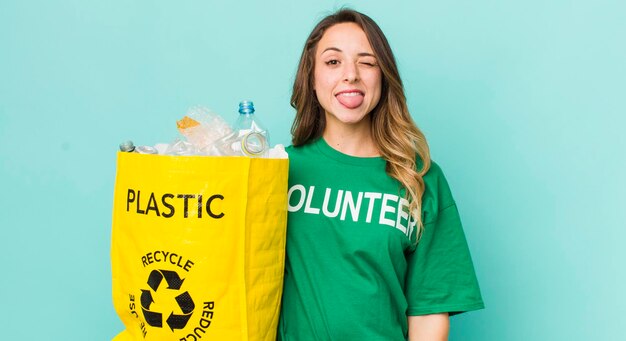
xmin=405 ymin=167 xmax=484 ymax=316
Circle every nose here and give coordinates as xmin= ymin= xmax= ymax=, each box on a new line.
xmin=343 ymin=62 xmax=359 ymax=83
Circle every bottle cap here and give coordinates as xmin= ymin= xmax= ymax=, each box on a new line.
xmin=119 ymin=140 xmax=135 ymax=152
xmin=238 ymin=100 xmax=255 ymax=115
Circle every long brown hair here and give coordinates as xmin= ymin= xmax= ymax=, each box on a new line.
xmin=291 ymin=9 xmax=431 ymax=233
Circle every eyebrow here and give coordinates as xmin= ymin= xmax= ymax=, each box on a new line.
xmin=321 ymin=47 xmax=376 ymax=57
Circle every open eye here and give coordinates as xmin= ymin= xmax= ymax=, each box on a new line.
xmin=325 ymin=59 xmax=340 ymax=66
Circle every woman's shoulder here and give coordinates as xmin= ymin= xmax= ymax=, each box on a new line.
xmin=423 ymin=160 xmax=445 ymax=182
xmin=413 ymin=155 xmax=445 ymax=183
xmin=285 ymin=143 xmax=312 ymax=157
xmin=284 ymin=142 xmax=323 ymax=170
xmin=285 ymin=139 xmax=325 ymax=159
xmin=421 ymin=160 xmax=456 ymax=222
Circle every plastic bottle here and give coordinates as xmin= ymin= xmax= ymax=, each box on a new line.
xmin=215 ymin=100 xmax=270 ymax=157
xmin=119 ymin=140 xmax=158 ymax=154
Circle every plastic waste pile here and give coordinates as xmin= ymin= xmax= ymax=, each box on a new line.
xmin=120 ymin=100 xmax=287 ymax=158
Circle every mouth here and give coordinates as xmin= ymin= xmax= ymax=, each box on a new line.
xmin=335 ymin=89 xmax=364 ymax=97
xmin=335 ymin=89 xmax=365 ymax=109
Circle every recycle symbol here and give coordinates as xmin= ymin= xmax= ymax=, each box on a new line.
xmin=140 ymin=269 xmax=195 ymax=331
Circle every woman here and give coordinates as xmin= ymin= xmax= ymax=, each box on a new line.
xmin=279 ymin=9 xmax=484 ymax=341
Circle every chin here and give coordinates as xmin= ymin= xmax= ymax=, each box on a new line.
xmin=328 ymin=111 xmax=369 ymax=126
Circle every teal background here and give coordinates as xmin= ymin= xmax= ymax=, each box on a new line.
xmin=1 ymin=0 xmax=624 ymax=340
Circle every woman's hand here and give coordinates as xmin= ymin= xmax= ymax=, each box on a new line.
xmin=408 ymin=313 xmax=450 ymax=341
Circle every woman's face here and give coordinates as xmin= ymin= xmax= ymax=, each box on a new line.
xmin=313 ymin=22 xmax=382 ymax=131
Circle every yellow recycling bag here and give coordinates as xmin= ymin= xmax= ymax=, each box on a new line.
xmin=111 ymin=152 xmax=288 ymax=340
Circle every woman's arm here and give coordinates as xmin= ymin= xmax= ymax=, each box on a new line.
xmin=408 ymin=313 xmax=450 ymax=341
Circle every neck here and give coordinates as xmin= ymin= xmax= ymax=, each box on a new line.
xmin=322 ymin=121 xmax=379 ymax=157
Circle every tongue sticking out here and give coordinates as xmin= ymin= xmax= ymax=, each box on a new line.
xmin=336 ymin=92 xmax=364 ymax=109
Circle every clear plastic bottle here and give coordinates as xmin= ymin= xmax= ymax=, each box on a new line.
xmin=215 ymin=100 xmax=270 ymax=157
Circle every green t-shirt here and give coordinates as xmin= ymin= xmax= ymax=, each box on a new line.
xmin=278 ymin=138 xmax=484 ymax=341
